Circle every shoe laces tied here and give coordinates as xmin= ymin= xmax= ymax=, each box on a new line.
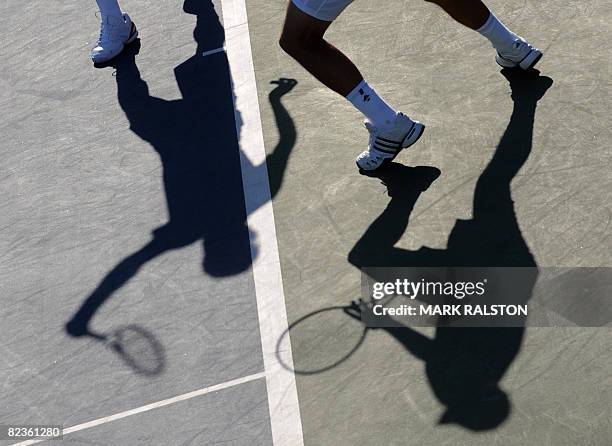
xmin=364 ymin=121 xmax=380 ymax=149
xmin=95 ymin=12 xmax=112 ymax=45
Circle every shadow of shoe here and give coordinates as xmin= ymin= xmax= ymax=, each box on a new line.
xmin=94 ymin=38 xmax=141 ymax=69
xmin=365 ymin=162 xmax=442 ymax=197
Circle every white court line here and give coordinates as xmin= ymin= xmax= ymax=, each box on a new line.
xmin=202 ymin=46 xmax=226 ymax=57
xmin=220 ymin=1 xmax=305 ymax=446
xmin=9 ymin=373 xmax=265 ymax=446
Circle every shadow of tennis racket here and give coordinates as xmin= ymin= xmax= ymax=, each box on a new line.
xmin=276 ymin=302 xmax=373 ymax=375
xmin=85 ymin=325 xmax=166 ymax=377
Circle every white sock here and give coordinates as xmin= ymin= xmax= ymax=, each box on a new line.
xmin=346 ymin=80 xmax=397 ymax=127
xmin=477 ymin=12 xmax=518 ymax=52
xmin=96 ymin=0 xmax=123 ymax=18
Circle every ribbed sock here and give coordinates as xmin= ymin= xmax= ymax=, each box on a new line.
xmin=346 ymin=80 xmax=397 ymax=127
xmin=477 ymin=12 xmax=518 ymax=52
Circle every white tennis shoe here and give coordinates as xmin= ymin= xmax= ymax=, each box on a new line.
xmin=495 ymin=38 xmax=542 ymax=70
xmin=91 ymin=13 xmax=138 ymax=64
xmin=356 ymin=112 xmax=425 ymax=171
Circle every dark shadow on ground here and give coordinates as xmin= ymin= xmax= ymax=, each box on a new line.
xmin=267 ymin=78 xmax=298 ymax=198
xmin=65 ymin=1 xmax=298 ymax=359
xmin=347 ymin=69 xmax=553 ymax=430
xmin=86 ymin=324 xmax=166 ymax=376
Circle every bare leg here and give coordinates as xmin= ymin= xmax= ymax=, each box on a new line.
xmin=279 ymin=3 xmax=362 ymax=97
xmin=426 ymin=0 xmax=490 ymax=30
xmin=427 ymin=0 xmax=542 ymax=69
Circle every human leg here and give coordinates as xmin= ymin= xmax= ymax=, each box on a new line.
xmin=279 ymin=1 xmax=424 ymax=170
xmin=91 ymin=0 xmax=138 ymax=64
xmin=426 ymin=0 xmax=542 ymax=69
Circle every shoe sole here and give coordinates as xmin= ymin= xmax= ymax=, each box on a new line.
xmin=126 ymin=22 xmax=139 ymax=44
xmin=92 ymin=22 xmax=139 ymax=66
xmin=356 ymin=122 xmax=425 ymax=172
xmin=496 ymin=48 xmax=543 ymax=71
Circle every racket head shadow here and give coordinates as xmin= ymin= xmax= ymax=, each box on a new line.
xmin=276 ymin=305 xmax=369 ymax=375
xmin=102 ymin=325 xmax=166 ymax=377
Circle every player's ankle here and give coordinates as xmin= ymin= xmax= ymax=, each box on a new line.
xmin=347 ymin=80 xmax=397 ymax=127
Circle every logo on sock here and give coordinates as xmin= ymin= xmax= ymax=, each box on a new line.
xmin=359 ymin=88 xmax=371 ymax=103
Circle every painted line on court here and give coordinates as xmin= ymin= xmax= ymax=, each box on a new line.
xmin=220 ymin=1 xmax=305 ymax=445
xmin=202 ymin=46 xmax=226 ymax=57
xmin=9 ymin=372 xmax=266 ymax=446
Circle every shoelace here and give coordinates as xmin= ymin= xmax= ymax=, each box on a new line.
xmin=356 ymin=149 xmax=383 ymax=167
xmin=95 ymin=13 xmax=125 ymax=45
xmin=500 ymin=39 xmax=528 ymax=57
xmin=364 ymin=121 xmax=380 ymax=150
xmin=96 ymin=19 xmax=109 ymax=45
xmin=94 ymin=11 xmax=106 ymax=45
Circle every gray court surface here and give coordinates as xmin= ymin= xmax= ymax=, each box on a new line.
xmin=1 ymin=0 xmax=272 ymax=445
xmin=248 ymin=0 xmax=612 ymax=445
xmin=1 ymin=0 xmax=611 ymax=445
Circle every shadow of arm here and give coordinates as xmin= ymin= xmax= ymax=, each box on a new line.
xmin=265 ymin=78 xmax=298 ymax=199
xmin=65 ymin=239 xmax=167 ymax=336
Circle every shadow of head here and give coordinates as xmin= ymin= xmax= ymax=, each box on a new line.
xmin=439 ymin=387 xmax=510 ymax=431
xmin=202 ymin=228 xmax=257 ymax=277
xmin=183 ymin=0 xmax=224 ymax=51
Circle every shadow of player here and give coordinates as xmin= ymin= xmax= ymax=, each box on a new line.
xmin=65 ymin=0 xmax=298 ymax=338
xmin=347 ymin=69 xmax=553 ymax=430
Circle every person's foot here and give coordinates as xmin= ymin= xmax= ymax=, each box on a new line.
xmin=91 ymin=13 xmax=138 ymax=65
xmin=495 ymin=38 xmax=542 ymax=70
xmin=355 ymin=113 xmax=425 ymax=171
